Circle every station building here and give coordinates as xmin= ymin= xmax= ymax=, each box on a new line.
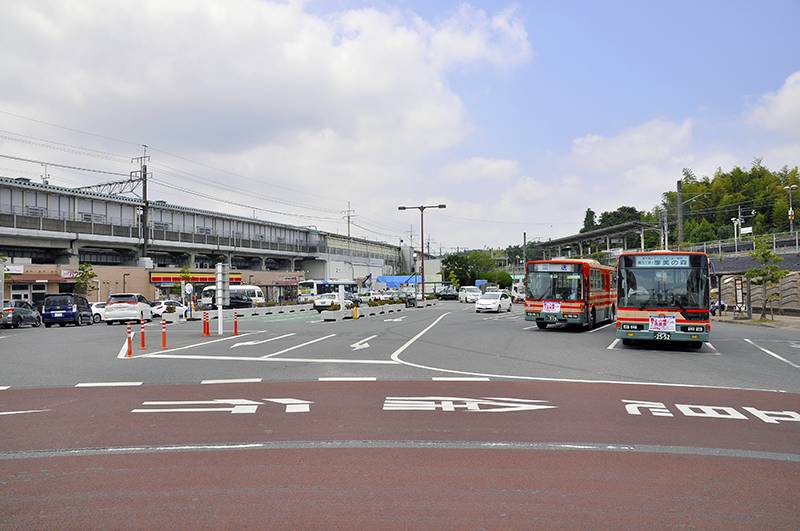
xmin=0 ymin=176 xmax=403 ymax=305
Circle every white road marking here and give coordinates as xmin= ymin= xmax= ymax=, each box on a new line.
xmin=744 ymin=338 xmax=800 ymax=369
xmin=76 ymin=382 xmax=143 ymax=387
xmin=607 ymin=339 xmax=621 ymax=349
xmin=0 ymin=409 xmax=49 ymax=416
xmin=230 ymin=333 xmax=296 ymax=349
xmin=262 ymin=398 xmax=313 ymax=413
xmin=144 ymin=353 xmax=397 ymax=364
xmin=260 ymin=334 xmax=337 ymax=359
xmin=137 ymin=331 xmax=267 ymax=357
xmin=432 ymin=377 xmax=490 ymax=381
xmin=0 ymin=386 xmax=9 ymax=391
xmin=318 ymin=377 xmax=377 ymax=381
xmin=201 ymin=378 xmax=262 ymax=384
xmin=350 ymin=335 xmax=377 ymax=351
xmin=133 ymin=399 xmax=262 ymax=414
xmin=589 ymin=322 xmax=614 ymax=333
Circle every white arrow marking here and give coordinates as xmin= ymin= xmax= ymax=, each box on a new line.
xmin=350 ymin=335 xmax=377 ymax=351
xmin=384 ymin=316 xmax=406 ymax=322
xmin=0 ymin=409 xmax=50 ymax=416
xmin=263 ymin=398 xmax=313 ymax=413
xmin=230 ymin=333 xmax=296 ymax=349
xmin=132 ymin=399 xmax=262 ymax=414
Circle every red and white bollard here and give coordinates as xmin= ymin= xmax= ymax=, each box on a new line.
xmin=126 ymin=322 xmax=132 ymax=357
xmin=233 ymin=311 xmax=239 ymax=336
xmin=139 ymin=319 xmax=146 ymax=350
xmin=161 ymin=319 xmax=167 ymax=349
xmin=203 ymin=311 xmax=210 ymax=337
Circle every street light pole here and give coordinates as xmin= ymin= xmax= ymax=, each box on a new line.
xmin=784 ymin=185 xmax=797 ymax=234
xmin=398 ymin=204 xmax=446 ymax=300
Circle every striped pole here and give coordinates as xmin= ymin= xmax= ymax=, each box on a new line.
xmin=203 ymin=311 xmax=210 ymax=336
xmin=139 ymin=319 xmax=146 ymax=350
xmin=161 ymin=319 xmax=167 ymax=349
xmin=233 ymin=312 xmax=239 ymax=336
xmin=126 ymin=322 xmax=132 ymax=357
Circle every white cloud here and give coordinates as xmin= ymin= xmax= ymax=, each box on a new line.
xmin=568 ymin=119 xmax=693 ymax=173
xmin=439 ymin=157 xmax=519 ymax=182
xmin=747 ymin=70 xmax=800 ymax=137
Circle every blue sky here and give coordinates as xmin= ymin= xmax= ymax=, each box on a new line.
xmin=1 ymin=0 xmax=799 ymax=252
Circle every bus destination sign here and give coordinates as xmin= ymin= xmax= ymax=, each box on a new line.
xmin=634 ymin=255 xmax=690 ymax=268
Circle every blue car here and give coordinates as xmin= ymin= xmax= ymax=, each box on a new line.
xmin=42 ymin=293 xmax=94 ymax=328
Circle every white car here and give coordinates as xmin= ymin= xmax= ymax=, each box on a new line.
xmin=313 ymin=293 xmax=342 ymax=312
xmin=458 ymin=286 xmax=481 ymax=303
xmin=475 ymin=292 xmax=512 ymax=313
xmin=151 ymin=300 xmax=189 ymax=318
xmin=104 ymin=293 xmax=153 ymax=324
xmin=91 ymin=302 xmax=107 ymax=323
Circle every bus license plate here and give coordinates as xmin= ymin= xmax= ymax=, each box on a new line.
xmin=653 ymin=332 xmax=671 ymax=341
xmin=545 ymin=315 xmax=557 ymax=322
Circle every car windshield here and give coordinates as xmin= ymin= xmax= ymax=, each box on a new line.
xmin=465 ymin=287 xmax=480 ymax=293
xmin=45 ymin=295 xmax=73 ymax=306
xmin=480 ymin=293 xmax=501 ymax=300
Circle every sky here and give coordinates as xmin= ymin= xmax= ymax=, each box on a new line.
xmin=1 ymin=0 xmax=799 ymax=253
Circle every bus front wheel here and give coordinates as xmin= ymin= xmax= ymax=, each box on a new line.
xmin=536 ymin=322 xmax=547 ymax=329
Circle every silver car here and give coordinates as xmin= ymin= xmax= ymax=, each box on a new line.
xmin=2 ymin=299 xmax=42 ymax=328
xmin=475 ymin=292 xmax=513 ymax=313
xmin=458 ymin=286 xmax=481 ymax=303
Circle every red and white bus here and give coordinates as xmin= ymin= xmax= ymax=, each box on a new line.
xmin=616 ymin=251 xmax=710 ymax=348
xmin=524 ymin=259 xmax=616 ymax=329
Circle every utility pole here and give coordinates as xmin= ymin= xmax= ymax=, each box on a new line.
xmin=341 ymin=202 xmax=356 ymax=281
xmin=676 ymin=180 xmax=683 ymax=250
xmin=522 ymin=232 xmax=527 ymax=273
xmin=132 ymin=146 xmax=150 ymax=260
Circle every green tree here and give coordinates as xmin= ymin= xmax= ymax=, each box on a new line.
xmin=441 ymin=254 xmax=470 ymax=288
xmin=580 ymin=208 xmax=597 ymax=233
xmin=72 ymin=263 xmax=98 ymax=296
xmin=478 ymin=270 xmax=513 ymax=288
xmin=745 ymin=236 xmax=789 ymax=320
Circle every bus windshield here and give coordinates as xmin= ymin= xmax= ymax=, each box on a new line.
xmin=618 ymin=264 xmax=708 ymax=310
xmin=527 ymin=271 xmax=583 ymax=301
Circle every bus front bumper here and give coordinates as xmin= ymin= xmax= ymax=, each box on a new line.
xmin=616 ymin=326 xmax=709 ymax=343
xmin=526 ymin=311 xmax=584 ymax=325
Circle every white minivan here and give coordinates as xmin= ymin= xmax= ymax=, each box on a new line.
xmin=458 ymin=286 xmax=481 ymax=303
xmin=104 ymin=293 xmax=153 ymax=324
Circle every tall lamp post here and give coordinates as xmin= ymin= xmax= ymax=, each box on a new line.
xmin=398 ymin=204 xmax=446 ymax=299
xmin=784 ymin=185 xmax=797 ymax=234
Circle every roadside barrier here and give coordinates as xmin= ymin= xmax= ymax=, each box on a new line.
xmin=126 ymin=322 xmax=132 ymax=358
xmin=233 ymin=312 xmax=239 ymax=336
xmin=139 ymin=320 xmax=146 ymax=350
xmin=202 ymin=311 xmax=210 ymax=336
xmin=161 ymin=319 xmax=167 ymax=349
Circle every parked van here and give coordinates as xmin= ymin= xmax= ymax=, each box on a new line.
xmin=104 ymin=293 xmax=153 ymax=325
xmin=42 ymin=293 xmax=93 ymax=327
xmin=200 ymin=285 xmax=265 ymax=308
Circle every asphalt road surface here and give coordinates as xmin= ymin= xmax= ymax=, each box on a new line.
xmin=1 ymin=301 xmax=798 ymax=529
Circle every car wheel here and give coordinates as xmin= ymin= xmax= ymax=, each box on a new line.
xmin=587 ymin=309 xmax=596 ymax=330
xmin=74 ymin=315 xmax=82 ymax=327
xmin=507 ymin=304 xmax=511 ymax=312
xmin=13 ymin=316 xmax=21 ymax=328
xmin=33 ymin=316 xmax=41 ymax=327
xmin=93 ymin=313 xmax=101 ymax=323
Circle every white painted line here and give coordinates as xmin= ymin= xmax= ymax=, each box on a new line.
xmin=260 ymin=334 xmax=337 ymax=359
xmin=139 ymin=331 xmax=267 ymax=357
xmin=607 ymin=338 xmax=621 ymax=350
xmin=143 ymin=353 xmax=397 ymax=364
xmin=76 ymin=382 xmax=143 ymax=388
xmin=744 ymin=338 xmax=800 ymax=369
xmin=0 ymin=386 xmax=9 ymax=391
xmin=432 ymin=377 xmax=490 ymax=381
xmin=705 ymin=342 xmax=720 ymax=355
xmin=589 ymin=322 xmax=613 ymax=333
xmin=521 ymin=325 xmax=538 ymax=330
xmin=0 ymin=409 xmax=49 ymax=416
xmin=318 ymin=377 xmax=377 ymax=381
xmin=201 ymin=378 xmax=262 ymax=385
